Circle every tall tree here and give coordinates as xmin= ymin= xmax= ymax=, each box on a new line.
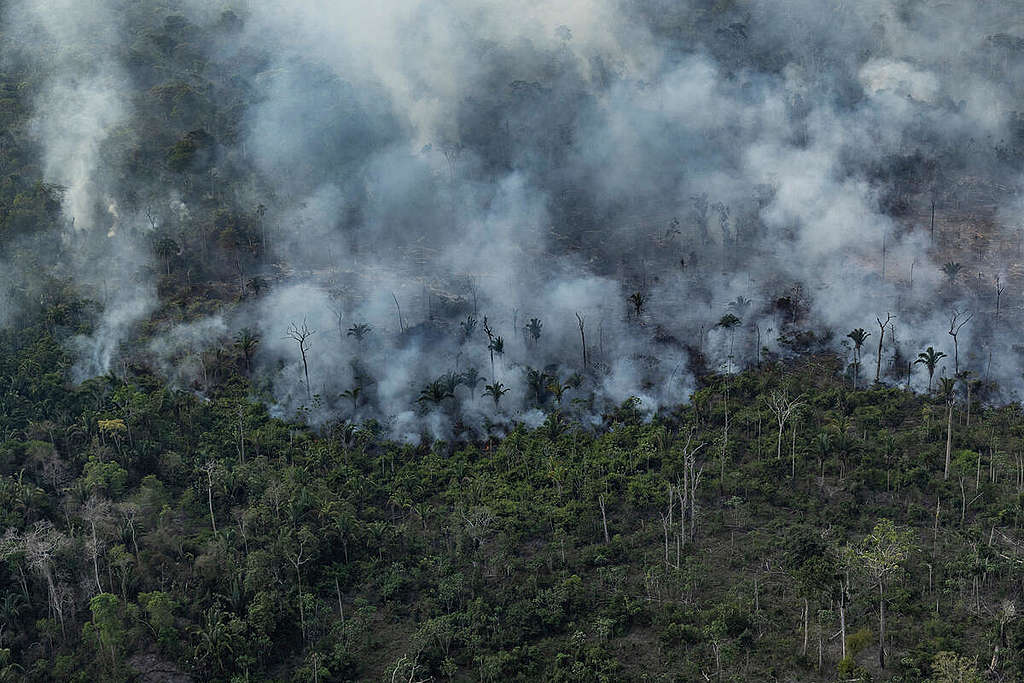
xmin=459 ymin=367 xmax=484 ymax=401
xmin=915 ymin=347 xmax=946 ymax=393
xmin=628 ymin=291 xmax=647 ymax=318
xmin=483 ymin=381 xmax=509 ymax=408
xmin=766 ymin=390 xmax=803 ymax=461
xmin=851 ymin=519 xmax=914 ymax=670
xmin=947 ymin=310 xmax=973 ymax=375
xmin=286 ymin=320 xmax=316 ymax=401
xmin=575 ymin=312 xmax=588 ymax=369
xmin=846 ymin=328 xmax=870 ymax=389
xmin=233 ymin=328 xmax=259 ymax=373
xmin=482 ymin=317 xmax=503 ymax=379
xmin=875 ymin=313 xmax=893 ymax=384
xmin=718 ymin=314 xmax=742 ymax=373
xmin=525 ymin=317 xmax=542 ymax=345
xmin=939 ymin=376 xmax=957 ymax=480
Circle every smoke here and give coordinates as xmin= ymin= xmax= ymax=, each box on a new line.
xmin=5 ymin=0 xmax=1024 ymax=438
xmin=3 ymin=0 xmax=156 ymax=380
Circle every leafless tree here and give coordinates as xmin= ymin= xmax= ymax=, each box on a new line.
xmin=81 ymin=496 xmax=112 ymax=594
xmin=766 ymin=390 xmax=804 ymax=461
xmin=201 ymin=461 xmax=219 ymax=534
xmin=875 ymin=313 xmax=893 ymax=383
xmin=661 ymin=428 xmax=706 ymax=567
xmin=1 ymin=522 xmax=68 ymax=637
xmin=286 ymin=320 xmax=316 ymax=401
xmin=576 ymin=312 xmax=588 ymax=369
xmin=948 ymin=309 xmax=973 ymax=375
xmin=996 ymin=276 xmax=1006 ymax=320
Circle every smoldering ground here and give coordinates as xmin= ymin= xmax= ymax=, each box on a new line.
xmin=5 ymin=0 xmax=1024 ymax=440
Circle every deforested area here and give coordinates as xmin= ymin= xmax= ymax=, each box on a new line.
xmin=1 ymin=1 xmax=1024 ymax=681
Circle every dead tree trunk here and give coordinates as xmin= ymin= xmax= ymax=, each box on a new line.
xmin=876 ymin=313 xmax=892 ymax=383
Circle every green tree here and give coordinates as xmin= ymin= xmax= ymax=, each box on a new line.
xmin=418 ymin=379 xmax=454 ymax=410
xmin=915 ymin=346 xmax=947 ymax=392
xmin=83 ymin=593 xmax=126 ymax=669
xmin=139 ymin=591 xmax=178 ymax=652
xmin=233 ymin=327 xmax=259 ymax=373
xmin=851 ymin=519 xmax=914 ymax=670
xmin=846 ymin=328 xmax=870 ymax=390
xmin=931 ymin=651 xmax=982 ymax=683
xmin=483 ymin=381 xmax=509 ymax=409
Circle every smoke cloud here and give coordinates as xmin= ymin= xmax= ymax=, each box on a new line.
xmin=5 ymin=0 xmax=1024 ymax=439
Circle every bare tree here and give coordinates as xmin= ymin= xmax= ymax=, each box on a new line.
xmin=201 ymin=461 xmax=219 ymax=533
xmin=1 ymin=522 xmax=68 ymax=638
xmin=328 ymin=298 xmax=345 ymax=341
xmin=81 ymin=496 xmax=112 ymax=594
xmin=286 ymin=320 xmax=316 ymax=401
xmin=576 ymin=312 xmax=588 ymax=369
xmin=117 ymin=502 xmax=142 ymax=559
xmin=441 ymin=141 xmax=462 ymax=182
xmin=948 ymin=310 xmax=973 ymax=375
xmin=939 ymin=377 xmax=957 ymax=481
xmin=660 ymin=428 xmax=706 ymax=567
xmin=391 ymin=292 xmax=405 ymax=334
xmin=875 ymin=313 xmax=893 ymax=384
xmin=996 ymin=276 xmax=1006 ymax=320
xmin=283 ymin=527 xmax=314 ymax=642
xmin=255 ymin=202 xmax=268 ymax=258
xmin=766 ymin=390 xmax=804 ymax=461
xmin=598 ymin=494 xmax=610 ymax=543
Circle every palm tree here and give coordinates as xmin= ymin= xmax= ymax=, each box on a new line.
xmin=846 ymin=328 xmax=870 ymax=390
xmin=154 ymin=237 xmax=178 ymax=275
xmin=483 ymin=317 xmax=503 ymax=378
xmin=440 ymin=370 xmax=460 ymax=397
xmin=233 ymin=328 xmax=259 ymax=373
xmin=718 ymin=313 xmax=742 ymax=373
xmin=941 ymin=261 xmax=962 ymax=283
xmin=729 ymin=295 xmax=752 ymax=318
xmin=417 ymin=380 xmax=453 ymax=409
xmin=483 ymin=381 xmax=509 ymax=409
xmin=938 ymin=376 xmax=957 ymax=480
xmin=459 ymin=367 xmax=484 ymax=400
xmin=914 ymin=347 xmax=947 ymax=392
xmin=547 ymin=377 xmax=567 ymax=405
xmin=347 ymin=323 xmax=372 ymax=344
xmin=525 ymin=317 xmax=543 ymax=344
xmin=629 ymin=291 xmax=647 ymax=318
xmin=340 ymin=386 xmax=361 ymax=412
xmin=460 ymin=315 xmax=477 ymax=341
xmin=525 ymin=368 xmax=550 ymax=407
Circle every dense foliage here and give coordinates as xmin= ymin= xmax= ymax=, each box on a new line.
xmin=1 ymin=3 xmax=1023 ymax=682
xmin=0 ymin=308 xmax=1021 ymax=682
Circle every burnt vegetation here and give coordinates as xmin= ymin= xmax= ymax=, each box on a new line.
xmin=4 ymin=1 xmax=1024 ymax=682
